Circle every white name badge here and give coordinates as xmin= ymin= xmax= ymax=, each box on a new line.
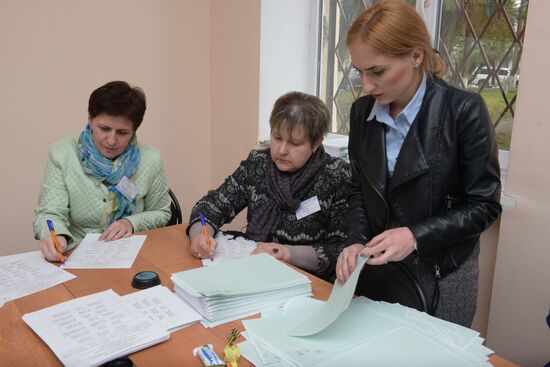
xmin=295 ymin=196 xmax=321 ymax=220
xmin=116 ymin=176 xmax=138 ymax=201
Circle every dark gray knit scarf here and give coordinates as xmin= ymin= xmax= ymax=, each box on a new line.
xmin=246 ymin=146 xmax=328 ymax=241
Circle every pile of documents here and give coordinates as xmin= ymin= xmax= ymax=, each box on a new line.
xmin=322 ymin=133 xmax=349 ymax=161
xmin=238 ymin=255 xmax=493 ymax=366
xmin=241 ymin=296 xmax=494 ymax=366
xmin=22 ymin=286 xmax=201 ymax=367
xmin=171 ymin=253 xmax=312 ymax=327
xmin=22 ymin=289 xmax=170 ymax=367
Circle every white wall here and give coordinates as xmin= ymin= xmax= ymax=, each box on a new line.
xmin=0 ymin=0 xmax=212 ymax=254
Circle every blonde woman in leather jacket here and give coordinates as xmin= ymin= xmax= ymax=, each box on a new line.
xmin=336 ymin=1 xmax=501 ymax=327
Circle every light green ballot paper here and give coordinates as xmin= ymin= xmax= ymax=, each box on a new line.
xmin=286 ymin=255 xmax=369 ymax=336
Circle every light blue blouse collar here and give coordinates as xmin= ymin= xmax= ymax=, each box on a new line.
xmin=367 ymin=73 xmax=427 ymax=125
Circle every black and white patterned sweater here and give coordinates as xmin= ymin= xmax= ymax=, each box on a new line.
xmin=188 ymin=148 xmax=351 ymax=280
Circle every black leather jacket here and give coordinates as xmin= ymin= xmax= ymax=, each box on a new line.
xmin=346 ymin=76 xmax=502 ymax=278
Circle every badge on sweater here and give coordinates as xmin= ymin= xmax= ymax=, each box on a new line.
xmin=116 ymin=176 xmax=138 ymax=201
xmin=295 ymin=196 xmax=321 ymax=220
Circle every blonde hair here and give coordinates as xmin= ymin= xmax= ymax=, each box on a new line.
xmin=346 ymin=0 xmax=444 ymax=76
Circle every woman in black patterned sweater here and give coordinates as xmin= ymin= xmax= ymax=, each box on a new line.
xmin=186 ymin=92 xmax=351 ymax=280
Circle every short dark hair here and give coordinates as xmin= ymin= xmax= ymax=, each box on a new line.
xmin=88 ymin=81 xmax=146 ymax=130
xmin=269 ymin=91 xmax=330 ymax=146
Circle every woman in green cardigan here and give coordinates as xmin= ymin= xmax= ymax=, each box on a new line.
xmin=34 ymin=81 xmax=171 ymax=261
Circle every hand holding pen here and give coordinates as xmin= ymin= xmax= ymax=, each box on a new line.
xmin=39 ymin=220 xmax=67 ymax=263
xmin=199 ymin=212 xmax=214 ymax=261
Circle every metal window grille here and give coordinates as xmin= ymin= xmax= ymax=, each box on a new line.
xmin=319 ymin=0 xmax=529 ymax=150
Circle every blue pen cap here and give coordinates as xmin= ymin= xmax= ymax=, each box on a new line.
xmin=46 ymin=219 xmax=54 ymax=232
xmin=199 ymin=212 xmax=206 ymax=225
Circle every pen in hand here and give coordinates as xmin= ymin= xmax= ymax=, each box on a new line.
xmin=46 ymin=219 xmax=65 ymax=264
xmin=199 ymin=212 xmax=214 ymax=261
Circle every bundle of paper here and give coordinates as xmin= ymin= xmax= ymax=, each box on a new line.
xmin=171 ymin=254 xmax=312 ymax=327
xmin=22 ymin=289 xmax=170 ymax=367
xmin=241 ymin=296 xmax=494 ymax=366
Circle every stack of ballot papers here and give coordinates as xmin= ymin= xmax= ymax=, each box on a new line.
xmin=202 ymin=231 xmax=257 ymax=266
xmin=323 ymin=133 xmax=349 ymax=161
xmin=0 ymin=251 xmax=75 ymax=306
xmin=240 ymin=297 xmax=494 ymax=366
xmin=22 ymin=289 xmax=170 ymax=367
xmin=171 ymin=253 xmax=312 ymax=327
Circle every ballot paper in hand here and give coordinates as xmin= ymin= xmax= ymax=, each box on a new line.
xmin=0 ymin=251 xmax=76 ymax=305
xmin=202 ymin=232 xmax=257 ymax=266
xmin=61 ymin=233 xmax=146 ymax=269
xmin=123 ymin=285 xmax=202 ymax=332
xmin=286 ymin=255 xmax=369 ymax=336
xmin=22 ymin=289 xmax=169 ymax=367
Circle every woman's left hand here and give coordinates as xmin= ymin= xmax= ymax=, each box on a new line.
xmin=252 ymin=242 xmax=290 ymax=261
xmin=360 ymin=227 xmax=416 ymax=265
xmin=99 ymin=219 xmax=134 ymax=241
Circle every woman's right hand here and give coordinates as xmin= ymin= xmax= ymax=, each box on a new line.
xmin=335 ymin=243 xmax=366 ymax=284
xmin=190 ymin=233 xmax=218 ymax=259
xmin=39 ymin=236 xmax=68 ymax=262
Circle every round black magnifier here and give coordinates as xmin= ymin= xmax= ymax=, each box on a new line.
xmin=132 ymin=271 xmax=160 ymax=289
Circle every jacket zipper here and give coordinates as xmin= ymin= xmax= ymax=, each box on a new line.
xmin=434 ymin=264 xmax=441 ymax=280
xmin=364 ymin=170 xmax=390 ymax=230
xmin=429 ymin=95 xmax=444 ymax=279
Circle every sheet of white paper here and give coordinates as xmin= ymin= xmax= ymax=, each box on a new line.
xmin=22 ymin=289 xmax=169 ymax=367
xmin=61 ymin=234 xmax=146 ymax=269
xmin=0 ymin=251 xmax=76 ymax=305
xmin=122 ymin=285 xmax=202 ymax=332
xmin=285 ymin=255 xmax=369 ymax=336
xmin=202 ymin=232 xmax=257 ymax=266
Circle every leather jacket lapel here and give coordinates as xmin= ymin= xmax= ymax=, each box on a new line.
xmin=360 ymin=119 xmax=388 ymax=197
xmin=389 ymin=120 xmax=429 ymax=192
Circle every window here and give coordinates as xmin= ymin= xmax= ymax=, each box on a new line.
xmin=319 ymin=0 xmax=415 ymax=134
xmin=319 ymin=0 xmax=529 ymax=151
xmin=438 ymin=0 xmax=528 ymax=150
